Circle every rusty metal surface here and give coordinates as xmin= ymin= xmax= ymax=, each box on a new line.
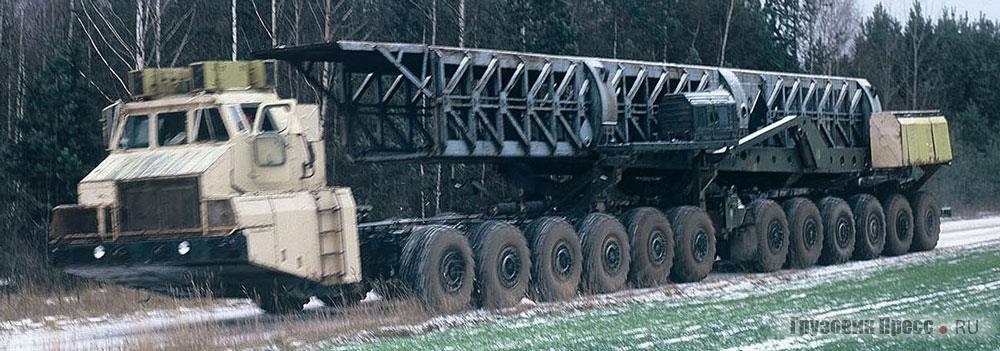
xmin=81 ymin=146 xmax=227 ymax=182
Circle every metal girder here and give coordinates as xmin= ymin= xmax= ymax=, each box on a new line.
xmin=257 ymin=41 xmax=881 ymax=163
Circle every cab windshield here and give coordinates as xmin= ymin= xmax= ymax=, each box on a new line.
xmin=119 ymin=115 xmax=150 ymax=149
xmin=157 ymin=111 xmax=188 ymax=146
xmin=116 ymin=104 xmax=246 ymax=150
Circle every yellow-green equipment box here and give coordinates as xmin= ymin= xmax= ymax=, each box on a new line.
xmin=870 ymin=112 xmax=952 ymax=168
xmin=190 ymin=60 xmax=275 ymax=91
xmin=127 ymin=68 xmax=192 ymax=98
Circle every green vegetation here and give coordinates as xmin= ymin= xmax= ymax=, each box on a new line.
xmin=331 ymin=246 xmax=999 ymax=350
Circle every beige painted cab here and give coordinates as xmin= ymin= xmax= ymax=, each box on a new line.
xmin=50 ymin=63 xmax=361 ymax=289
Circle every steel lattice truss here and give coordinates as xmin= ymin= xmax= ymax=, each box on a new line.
xmin=262 ymin=41 xmax=881 ymax=161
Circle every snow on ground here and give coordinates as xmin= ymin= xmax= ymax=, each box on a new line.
xmin=2 ymin=301 xmax=261 ymax=350
xmin=3 ymin=216 xmax=999 ymax=350
xmin=938 ymin=216 xmax=1000 ymax=248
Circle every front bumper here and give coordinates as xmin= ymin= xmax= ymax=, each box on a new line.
xmin=49 ymin=234 xmax=248 ymax=268
xmin=46 ymin=234 xmax=280 ymax=298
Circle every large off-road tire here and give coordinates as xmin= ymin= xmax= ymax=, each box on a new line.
xmin=254 ymin=292 xmax=306 ymax=314
xmin=576 ymin=213 xmax=631 ymax=294
xmin=783 ymin=198 xmax=824 ymax=268
xmin=743 ymin=199 xmax=789 ymax=272
xmin=848 ymin=194 xmax=886 ymax=260
xmin=524 ymin=217 xmax=582 ymax=302
xmin=881 ymin=194 xmax=914 ymax=256
xmin=666 ymin=206 xmax=716 ymax=283
xmin=910 ymin=192 xmax=941 ymax=251
xmin=817 ymin=197 xmax=855 ymax=265
xmin=469 ymin=221 xmax=531 ymax=309
xmin=622 ymin=207 xmax=674 ymax=288
xmin=400 ymin=225 xmax=475 ymax=314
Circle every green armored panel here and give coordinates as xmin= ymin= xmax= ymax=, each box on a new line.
xmin=128 ymin=68 xmax=192 ymax=98
xmin=929 ymin=116 xmax=953 ymax=163
xmin=900 ymin=118 xmax=935 ymax=165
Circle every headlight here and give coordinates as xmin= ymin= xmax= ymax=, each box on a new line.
xmin=93 ymin=245 xmax=106 ymax=259
xmin=177 ymin=241 xmax=191 ymax=255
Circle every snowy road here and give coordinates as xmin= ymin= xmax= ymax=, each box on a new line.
xmin=4 ymin=216 xmax=1000 ymax=350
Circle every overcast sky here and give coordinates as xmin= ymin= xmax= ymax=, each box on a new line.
xmin=858 ymin=0 xmax=1000 ymax=21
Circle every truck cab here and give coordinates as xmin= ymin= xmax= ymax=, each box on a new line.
xmin=49 ymin=61 xmax=361 ymax=312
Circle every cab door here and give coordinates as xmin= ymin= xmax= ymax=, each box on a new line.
xmin=250 ymin=101 xmax=297 ymax=187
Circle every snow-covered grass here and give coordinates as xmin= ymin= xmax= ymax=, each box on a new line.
xmin=0 ymin=283 xmax=219 ymax=323
xmin=330 ymin=243 xmax=1000 ymax=350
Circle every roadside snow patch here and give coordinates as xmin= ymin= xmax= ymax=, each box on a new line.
xmin=361 ymin=290 xmax=384 ymax=303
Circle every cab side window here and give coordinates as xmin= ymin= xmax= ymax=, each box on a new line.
xmin=260 ymin=111 xmax=278 ymax=132
xmin=194 ymin=108 xmax=229 ymax=143
xmin=242 ymin=104 xmax=260 ymax=125
xmin=157 ymin=111 xmax=188 ymax=146
xmin=119 ymin=115 xmax=150 ymax=149
xmin=257 ymin=104 xmax=290 ymax=133
xmin=226 ymin=106 xmax=248 ymax=133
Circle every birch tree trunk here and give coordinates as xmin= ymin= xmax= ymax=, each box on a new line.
xmin=431 ymin=0 xmax=437 ymax=46
xmin=719 ymin=0 xmax=736 ymax=66
xmin=458 ymin=0 xmax=465 ymax=47
xmin=433 ymin=0 xmax=441 ymax=214
xmin=1 ymin=2 xmax=8 ymax=140
xmin=135 ymin=0 xmax=145 ymax=69
xmin=231 ymin=0 xmax=238 ymax=61
xmin=321 ymin=0 xmax=333 ymax=174
xmin=154 ymin=0 xmax=161 ymax=67
xmin=68 ymin=0 xmax=75 ymax=40
xmin=291 ymin=0 xmax=301 ymax=96
xmin=16 ymin=7 xmax=24 ymax=131
xmin=270 ymin=0 xmax=279 ymax=89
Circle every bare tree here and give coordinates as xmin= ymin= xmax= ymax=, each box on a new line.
xmin=231 ymin=0 xmax=238 ymax=61
xmin=135 ymin=0 xmax=145 ymax=69
xmin=801 ymin=0 xmax=860 ymax=75
xmin=154 ymin=0 xmax=161 ymax=66
xmin=904 ymin=3 xmax=932 ymax=110
xmin=16 ymin=4 xmax=24 ymax=129
xmin=458 ymin=0 xmax=465 ymax=47
xmin=272 ymin=0 xmax=279 ymax=83
xmin=320 ymin=0 xmax=332 ymax=133
xmin=1 ymin=0 xmax=10 ymax=139
xmin=719 ymin=0 xmax=736 ymax=66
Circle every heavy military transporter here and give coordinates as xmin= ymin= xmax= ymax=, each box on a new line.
xmin=49 ymin=41 xmax=952 ymax=313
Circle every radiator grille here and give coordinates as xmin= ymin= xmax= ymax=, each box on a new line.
xmin=120 ymin=178 xmax=200 ymax=233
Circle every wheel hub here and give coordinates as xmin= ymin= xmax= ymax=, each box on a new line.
xmin=440 ymin=249 xmax=466 ymax=293
xmin=497 ymin=246 xmax=521 ymax=288
xmin=896 ymin=212 xmax=910 ymax=240
xmin=836 ymin=217 xmax=851 ymax=248
xmin=552 ymin=241 xmax=574 ymax=278
xmin=649 ymin=230 xmax=667 ymax=264
xmin=603 ymin=238 xmax=623 ymax=273
xmin=803 ymin=219 xmax=819 ymax=249
xmin=925 ymin=211 xmax=938 ymax=235
xmin=692 ymin=229 xmax=709 ymax=263
xmin=867 ymin=213 xmax=883 ymax=243
xmin=767 ymin=219 xmax=784 ymax=252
